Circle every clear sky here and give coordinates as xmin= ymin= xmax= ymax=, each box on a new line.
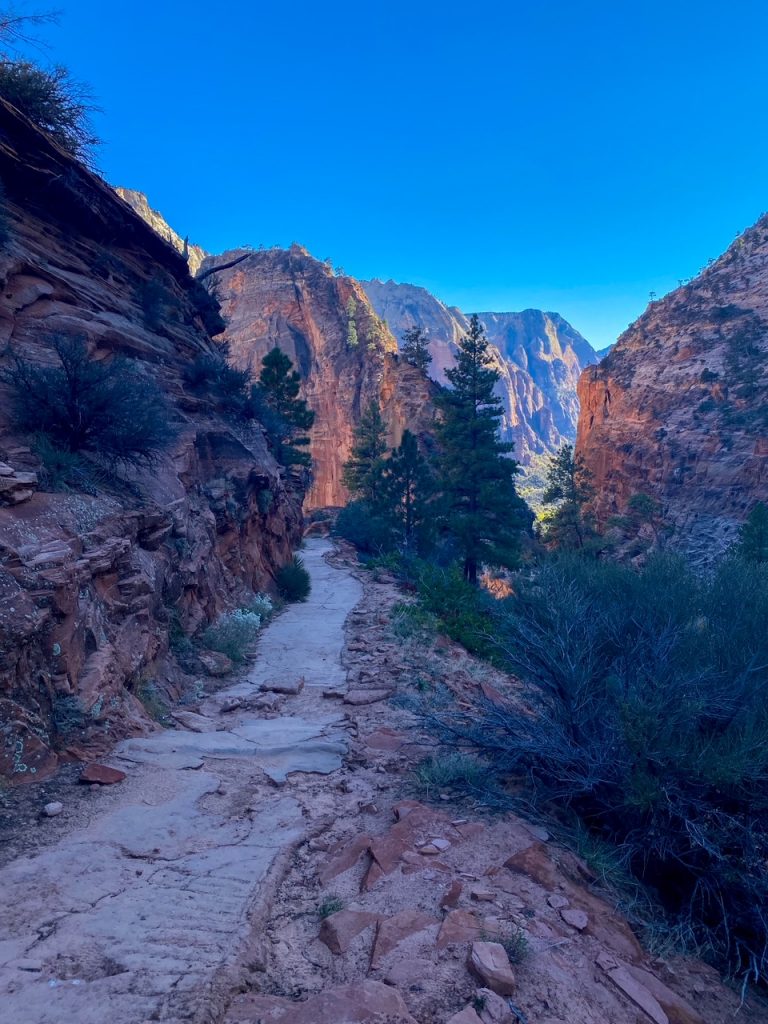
xmin=20 ymin=0 xmax=768 ymax=350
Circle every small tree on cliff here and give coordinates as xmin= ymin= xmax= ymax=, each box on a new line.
xmin=540 ymin=442 xmax=596 ymax=550
xmin=383 ymin=429 xmax=435 ymax=554
xmin=401 ymin=326 xmax=432 ymax=374
xmin=343 ymin=401 xmax=388 ymax=509
xmin=250 ymin=347 xmax=314 ymax=468
xmin=437 ymin=314 xmax=527 ymax=582
xmin=738 ymin=502 xmax=768 ymax=564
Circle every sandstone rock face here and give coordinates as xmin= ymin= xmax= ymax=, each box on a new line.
xmin=0 ymin=99 xmax=302 ymax=782
xmin=203 ymin=249 xmax=438 ymax=508
xmin=577 ymin=213 xmax=768 ymax=561
xmin=115 ymin=187 xmax=207 ymax=274
xmin=362 ymin=278 xmax=597 ymax=464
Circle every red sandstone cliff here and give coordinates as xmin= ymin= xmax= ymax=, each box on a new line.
xmin=577 ymin=213 xmax=768 ymax=560
xmin=203 ymin=248 xmax=438 ymax=508
xmin=0 ymin=99 xmax=302 ymax=782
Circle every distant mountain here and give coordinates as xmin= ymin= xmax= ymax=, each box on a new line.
xmin=361 ymin=279 xmax=598 ymax=464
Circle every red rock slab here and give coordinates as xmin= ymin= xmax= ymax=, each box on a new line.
xmin=447 ymin=1007 xmax=484 ymax=1024
xmin=364 ymin=727 xmax=405 ymax=751
xmin=344 ymin=689 xmax=392 ymax=706
xmin=597 ymin=955 xmax=668 ymax=1024
xmin=371 ymin=909 xmax=438 ymax=968
xmin=437 ymin=910 xmax=483 ymax=949
xmin=79 ymin=763 xmax=126 ymax=785
xmin=503 ymin=842 xmax=560 ymax=888
xmin=319 ymin=834 xmax=372 ymax=884
xmin=268 ymin=980 xmax=417 ymax=1024
xmin=319 ymin=909 xmax=379 ymax=954
xmin=598 ymin=957 xmax=703 ymax=1024
xmin=468 ymin=941 xmax=516 ymax=996
xmin=441 ymin=879 xmax=463 ymax=909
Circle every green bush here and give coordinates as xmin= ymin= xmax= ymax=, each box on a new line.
xmin=0 ymin=60 xmax=99 ymax=162
xmin=334 ymin=499 xmax=394 ymax=554
xmin=1 ymin=334 xmax=177 ymax=469
xmin=422 ymin=552 xmax=768 ymax=982
xmin=201 ymin=608 xmax=262 ymax=665
xmin=414 ymin=562 xmax=496 ymax=657
xmin=276 ymin=555 xmax=311 ymax=602
xmin=183 ymin=351 xmax=251 ymax=419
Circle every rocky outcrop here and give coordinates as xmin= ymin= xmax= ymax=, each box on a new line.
xmin=203 ymin=249 xmax=438 ymax=508
xmin=577 ymin=213 xmax=768 ymax=561
xmin=362 ymin=279 xmax=597 ymax=463
xmin=0 ymin=99 xmax=302 ymax=782
xmin=115 ymin=187 xmax=207 ymax=273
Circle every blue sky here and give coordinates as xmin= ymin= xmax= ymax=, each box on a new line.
xmin=22 ymin=1 xmax=768 ymax=350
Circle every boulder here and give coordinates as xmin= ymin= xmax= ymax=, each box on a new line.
xmin=198 ymin=650 xmax=233 ymax=677
xmin=171 ymin=710 xmax=212 ymax=733
xmin=468 ymin=941 xmax=516 ymax=996
xmin=260 ymin=676 xmax=305 ymax=695
xmin=446 ymin=1008 xmax=484 ymax=1024
xmin=79 ymin=763 xmax=126 ymax=785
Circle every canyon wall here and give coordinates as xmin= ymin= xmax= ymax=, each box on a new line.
xmin=362 ymin=278 xmax=597 ymax=463
xmin=203 ymin=249 xmax=438 ymax=508
xmin=115 ymin=187 xmax=207 ymax=274
xmin=577 ymin=213 xmax=768 ymax=561
xmin=0 ymin=99 xmax=302 ymax=782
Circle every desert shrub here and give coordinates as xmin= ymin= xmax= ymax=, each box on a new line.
xmin=51 ymin=694 xmax=86 ymax=737
xmin=188 ymin=278 xmax=226 ymax=336
xmin=334 ymin=499 xmax=394 ymax=554
xmin=201 ymin=608 xmax=262 ymax=665
xmin=422 ymin=553 xmax=768 ymax=982
xmin=136 ymin=278 xmax=171 ymax=329
xmin=276 ymin=555 xmax=311 ymax=602
xmin=316 ymin=896 xmax=344 ymax=919
xmin=183 ymin=351 xmax=251 ymax=419
xmin=0 ymin=59 xmax=99 ymax=161
xmin=246 ymin=593 xmax=274 ymax=620
xmin=1 ymin=335 xmax=177 ymax=468
xmin=414 ymin=562 xmax=497 ymax=657
xmin=32 ymin=433 xmax=92 ymax=491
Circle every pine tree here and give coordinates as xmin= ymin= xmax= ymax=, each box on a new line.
xmin=541 ymin=442 xmax=596 ymax=549
xmin=738 ymin=502 xmax=768 ymax=563
xmin=251 ymin=347 xmax=314 ymax=467
xmin=383 ymin=429 xmax=434 ymax=553
xmin=343 ymin=401 xmax=388 ymax=509
xmin=437 ymin=314 xmax=526 ymax=582
xmin=401 ymin=326 xmax=432 ymax=374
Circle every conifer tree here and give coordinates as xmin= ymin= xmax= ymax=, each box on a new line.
xmin=738 ymin=501 xmax=768 ymax=563
xmin=401 ymin=326 xmax=432 ymax=374
xmin=541 ymin=442 xmax=596 ymax=549
xmin=437 ymin=314 xmax=526 ymax=582
xmin=342 ymin=401 xmax=388 ymax=508
xmin=383 ymin=429 xmax=434 ymax=553
xmin=251 ymin=347 xmax=314 ymax=467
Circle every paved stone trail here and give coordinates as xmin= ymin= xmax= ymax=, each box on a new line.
xmin=0 ymin=539 xmax=362 ymax=1024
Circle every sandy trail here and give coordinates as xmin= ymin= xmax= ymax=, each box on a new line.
xmin=0 ymin=539 xmax=362 ymax=1024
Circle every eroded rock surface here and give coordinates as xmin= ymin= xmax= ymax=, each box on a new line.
xmin=0 ymin=98 xmax=302 ymax=781
xmin=577 ymin=213 xmax=768 ymax=561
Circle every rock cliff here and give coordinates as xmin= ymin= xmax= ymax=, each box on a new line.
xmin=362 ymin=279 xmax=597 ymax=463
xmin=0 ymin=99 xmax=302 ymax=782
xmin=577 ymin=213 xmax=768 ymax=560
xmin=115 ymin=187 xmax=207 ymax=274
xmin=203 ymin=249 xmax=438 ymax=508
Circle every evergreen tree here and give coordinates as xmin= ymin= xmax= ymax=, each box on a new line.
xmin=437 ymin=314 xmax=526 ymax=582
xmin=251 ymin=347 xmax=314 ymax=467
xmin=383 ymin=429 xmax=434 ymax=553
xmin=401 ymin=326 xmax=432 ymax=374
xmin=342 ymin=401 xmax=388 ymax=508
xmin=738 ymin=501 xmax=768 ymax=563
xmin=541 ymin=442 xmax=595 ymax=549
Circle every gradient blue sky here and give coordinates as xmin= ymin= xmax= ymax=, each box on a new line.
xmin=22 ymin=1 xmax=768 ymax=349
